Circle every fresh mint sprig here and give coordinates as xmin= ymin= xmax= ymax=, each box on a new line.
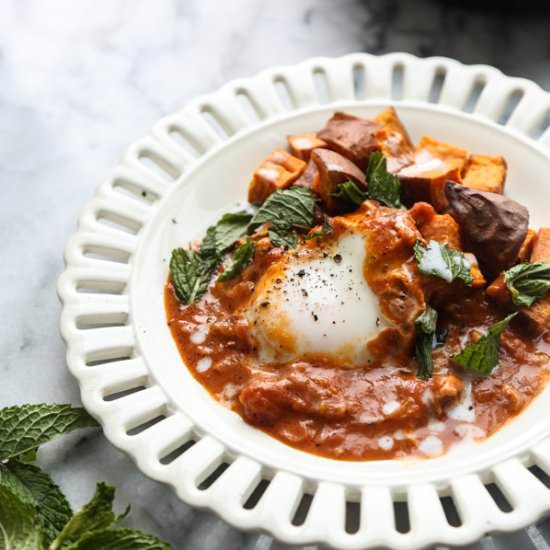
xmin=0 ymin=404 xmax=171 ymax=550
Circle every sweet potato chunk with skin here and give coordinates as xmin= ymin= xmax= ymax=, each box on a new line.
xmin=317 ymin=112 xmax=382 ymax=170
xmin=311 ymin=148 xmax=366 ymax=212
xmin=294 ymin=158 xmax=320 ymax=189
xmin=445 ymin=182 xmax=529 ymax=280
xmin=399 ymin=136 xmax=468 ymax=210
xmin=516 ymin=228 xmax=550 ymax=336
xmin=248 ymin=149 xmax=306 ymax=205
xmin=288 ymin=133 xmax=326 ymax=161
xmin=462 ymin=154 xmax=507 ymax=194
xmin=373 ymin=107 xmax=414 ymax=173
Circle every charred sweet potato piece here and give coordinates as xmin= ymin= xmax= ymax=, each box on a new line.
xmin=462 ymin=154 xmax=507 ymax=194
xmin=514 ymin=229 xmax=550 ymax=336
xmin=310 ymin=148 xmax=366 ymax=212
xmin=248 ymin=149 xmax=306 ymax=205
xmin=287 ymin=133 xmax=326 ymax=161
xmin=399 ymin=136 xmax=468 ymax=211
xmin=445 ymin=182 xmax=529 ymax=280
xmin=373 ymin=107 xmax=414 ymax=173
xmin=317 ymin=112 xmax=382 ymax=170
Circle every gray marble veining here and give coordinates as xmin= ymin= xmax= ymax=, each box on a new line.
xmin=2 ymin=0 xmax=550 ymax=548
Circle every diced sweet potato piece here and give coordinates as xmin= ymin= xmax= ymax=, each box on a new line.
xmin=288 ymin=133 xmax=326 ymax=161
xmin=373 ymin=107 xmax=414 ymax=173
xmin=248 ymin=149 xmax=306 ymax=205
xmin=486 ymin=273 xmax=510 ymax=304
xmin=311 ymin=148 xmax=366 ymax=212
xmin=294 ymin=158 xmax=320 ymax=189
xmin=317 ymin=112 xmax=382 ymax=170
xmin=518 ymin=229 xmax=537 ymax=262
xmin=409 ymin=202 xmax=462 ymax=250
xmin=399 ymin=136 xmax=468 ymax=211
xmin=530 ymin=228 xmax=550 ymax=262
xmin=462 ymin=154 xmax=507 ymax=194
xmin=516 ymin=228 xmax=550 ymax=336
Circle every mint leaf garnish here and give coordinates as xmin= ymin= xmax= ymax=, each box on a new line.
xmin=415 ymin=307 xmax=438 ymax=380
xmin=503 ymin=262 xmax=550 ymax=307
xmin=332 ymin=180 xmax=368 ymax=207
xmin=200 ymin=211 xmax=252 ymax=260
xmin=453 ymin=313 xmax=517 ymax=375
xmin=1 ymin=462 xmax=72 ymax=546
xmin=414 ymin=240 xmax=473 ymax=285
xmin=365 ymin=151 xmax=402 ymax=208
xmin=169 ymin=247 xmax=214 ymax=305
xmin=0 ymin=405 xmax=98 ymax=462
xmin=0 ymin=482 xmax=42 ymax=550
xmin=218 ymin=237 xmax=256 ymax=282
xmin=63 ymin=528 xmax=171 ymax=550
xmin=249 ymin=186 xmax=317 ymax=248
xmin=49 ymin=483 xmax=116 ymax=549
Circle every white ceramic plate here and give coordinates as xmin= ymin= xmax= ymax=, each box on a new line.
xmin=58 ymin=53 xmax=550 ymax=549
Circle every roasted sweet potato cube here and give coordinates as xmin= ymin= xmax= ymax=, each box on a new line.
xmin=247 ymin=149 xmax=306 ymax=205
xmin=287 ymin=133 xmax=326 ymax=161
xmin=317 ymin=112 xmax=382 ymax=170
xmin=515 ymin=228 xmax=550 ymax=336
xmin=462 ymin=154 xmax=507 ymax=194
xmin=518 ymin=229 xmax=537 ymax=262
xmin=311 ymin=148 xmax=366 ymax=212
xmin=399 ymin=136 xmax=468 ymax=211
xmin=373 ymin=107 xmax=414 ymax=173
xmin=530 ymin=228 xmax=550 ymax=262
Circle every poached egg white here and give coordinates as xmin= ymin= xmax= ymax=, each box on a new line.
xmin=246 ymin=232 xmax=390 ymax=367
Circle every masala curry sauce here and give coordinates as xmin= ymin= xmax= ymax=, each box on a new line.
xmin=165 ymin=200 xmax=550 ymax=460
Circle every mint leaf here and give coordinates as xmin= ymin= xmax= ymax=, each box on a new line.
xmin=218 ymin=237 xmax=256 ymax=282
xmin=415 ymin=307 xmax=438 ymax=380
xmin=503 ymin=262 xmax=550 ymax=307
xmin=1 ymin=462 xmax=72 ymax=546
xmin=249 ymin=186 xmax=317 ymax=248
xmin=453 ymin=313 xmax=517 ymax=375
xmin=200 ymin=211 xmax=252 ymax=260
xmin=63 ymin=528 xmax=171 ymax=550
xmin=169 ymin=247 xmax=213 ymax=305
xmin=414 ymin=240 xmax=473 ymax=285
xmin=332 ymin=180 xmax=368 ymax=207
xmin=365 ymin=151 xmax=402 ymax=208
xmin=50 ymin=482 xmax=116 ymax=550
xmin=0 ymin=482 xmax=42 ymax=550
xmin=0 ymin=405 xmax=98 ymax=461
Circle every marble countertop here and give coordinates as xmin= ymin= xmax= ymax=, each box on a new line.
xmin=2 ymin=0 xmax=550 ymax=548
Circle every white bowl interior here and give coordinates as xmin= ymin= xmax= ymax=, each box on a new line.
xmin=131 ymin=100 xmax=550 ymax=487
